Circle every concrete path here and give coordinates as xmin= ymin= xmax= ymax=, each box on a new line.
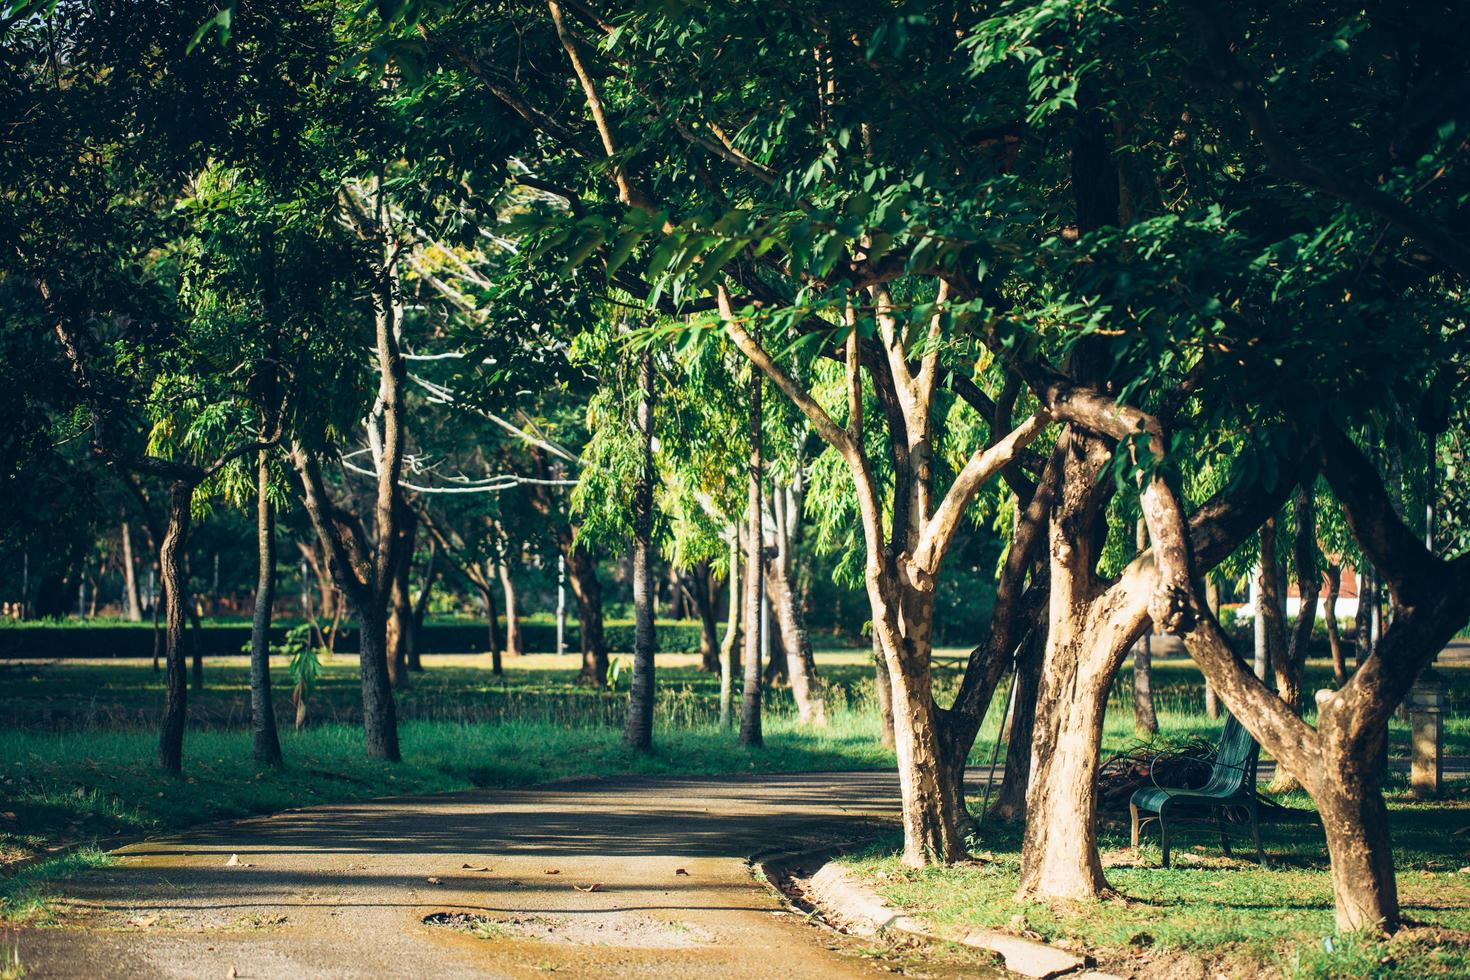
xmin=16 ymin=771 xmax=993 ymax=979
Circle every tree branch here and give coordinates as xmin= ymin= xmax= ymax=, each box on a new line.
xmin=912 ymin=412 xmax=1049 ymax=577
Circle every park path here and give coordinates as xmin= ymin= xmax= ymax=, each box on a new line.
xmin=17 ymin=770 xmax=982 ymax=979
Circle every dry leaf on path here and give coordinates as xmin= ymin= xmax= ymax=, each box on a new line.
xmin=573 ymin=882 xmax=604 ymax=892
xmin=426 ymin=877 xmax=442 ymax=885
xmin=542 ymin=869 xmax=560 ymax=875
xmin=674 ymin=868 xmax=689 ymax=876
xmin=225 ymin=854 xmax=239 ymax=867
xmin=460 ymin=864 xmax=491 ymax=872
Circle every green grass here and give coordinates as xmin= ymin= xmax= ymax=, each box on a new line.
xmin=840 ymin=785 xmax=1470 ymax=978
xmin=0 ymin=935 xmax=22 ymax=980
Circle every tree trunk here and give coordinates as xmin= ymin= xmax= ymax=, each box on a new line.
xmin=1259 ymin=516 xmax=1288 ymax=688
xmin=1132 ymin=520 xmax=1158 ymax=736
xmin=151 ymin=568 xmax=164 ymax=674
xmin=683 ymin=563 xmax=720 ymax=673
xmin=879 ymin=631 xmax=966 ymax=866
xmin=1019 ymin=641 xmax=1113 ymax=899
xmin=1354 ymin=568 xmax=1374 ymax=666
xmin=1018 ymin=429 xmax=1128 ymax=901
xmin=187 ymin=557 xmax=204 ymax=693
xmin=482 ymin=583 xmax=503 ymax=675
xmin=1325 ymin=563 xmax=1347 ymax=685
xmin=873 ymin=632 xmax=895 ymax=749
xmin=157 ymin=481 xmax=193 ymax=773
xmin=386 ymin=506 xmax=415 ymax=690
xmin=249 ymin=450 xmax=283 ymax=767
xmin=408 ymin=542 xmax=434 ymax=673
xmin=763 ymin=624 xmax=789 ymax=683
xmin=355 ymin=604 xmax=401 ymax=762
xmin=1275 ymin=486 xmax=1319 ymax=715
xmin=765 ymin=554 xmax=825 ymax=724
xmin=1315 ymin=739 xmax=1400 ymax=932
xmin=565 ymin=540 xmax=607 ymax=685
xmin=121 ymin=520 xmax=142 ymax=622
xmin=740 ymin=365 xmax=764 ymax=747
xmin=992 ymin=628 xmax=1044 ymax=822
xmin=1204 ymin=577 xmax=1221 ymax=719
xmin=1132 ymin=633 xmax=1158 ymax=736
xmin=498 ymin=562 xmax=522 ymax=656
xmin=719 ymin=533 xmax=739 ymax=728
xmin=624 ymin=348 xmax=657 ymax=752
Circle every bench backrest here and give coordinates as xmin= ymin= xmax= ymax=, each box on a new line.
xmin=1199 ymin=713 xmax=1261 ymax=797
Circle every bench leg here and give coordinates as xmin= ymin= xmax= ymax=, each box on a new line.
xmin=1251 ymin=809 xmax=1266 ymax=868
xmin=1216 ymin=810 xmax=1231 ymax=857
xmin=1160 ymin=810 xmax=1172 ymax=869
xmin=1131 ymin=803 xmax=1141 ymax=850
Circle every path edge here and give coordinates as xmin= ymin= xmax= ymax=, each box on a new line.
xmin=753 ymin=844 xmax=1116 ymax=980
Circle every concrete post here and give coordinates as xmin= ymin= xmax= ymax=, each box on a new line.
xmin=1407 ymin=671 xmax=1445 ymax=798
xmin=1406 ymin=450 xmax=1444 ymax=797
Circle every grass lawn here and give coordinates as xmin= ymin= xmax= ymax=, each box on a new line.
xmin=3 ymin=646 xmax=1468 ymax=973
xmin=839 ymin=787 xmax=1470 ymax=978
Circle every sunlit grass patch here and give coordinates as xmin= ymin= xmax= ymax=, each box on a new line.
xmin=839 ymin=794 xmax=1470 ymax=979
xmin=0 ymin=848 xmax=112 ymax=924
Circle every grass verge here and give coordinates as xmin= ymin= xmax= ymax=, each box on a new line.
xmin=837 ymin=787 xmax=1470 ymax=979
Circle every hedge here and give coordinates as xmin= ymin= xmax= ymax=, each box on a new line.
xmin=0 ymin=619 xmax=715 ymax=660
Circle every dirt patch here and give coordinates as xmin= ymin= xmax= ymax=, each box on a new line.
xmin=424 ymin=910 xmax=714 ymax=948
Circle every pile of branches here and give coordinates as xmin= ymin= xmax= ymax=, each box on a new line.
xmin=1097 ymin=735 xmax=1216 ymax=813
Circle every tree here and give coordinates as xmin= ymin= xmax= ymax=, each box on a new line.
xmin=623 ymin=344 xmax=657 ymax=750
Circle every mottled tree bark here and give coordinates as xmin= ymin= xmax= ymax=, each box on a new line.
xmin=765 ymin=552 xmax=825 ymax=724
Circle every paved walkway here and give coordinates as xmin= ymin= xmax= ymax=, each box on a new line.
xmin=16 ymin=771 xmax=987 ymax=979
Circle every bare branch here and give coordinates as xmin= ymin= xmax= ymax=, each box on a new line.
xmin=912 ymin=412 xmax=1049 ymax=576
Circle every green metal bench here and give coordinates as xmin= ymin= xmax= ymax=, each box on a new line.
xmin=1130 ymin=714 xmax=1265 ymax=868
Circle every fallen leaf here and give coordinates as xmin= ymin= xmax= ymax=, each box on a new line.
xmin=543 ymin=869 xmax=561 ymax=875
xmin=461 ymin=864 xmax=491 ymax=872
xmin=426 ymin=877 xmax=442 ymax=885
xmin=127 ymin=913 xmax=160 ymax=928
xmin=573 ymin=882 xmax=604 ymax=892
xmin=224 ymin=854 xmax=240 ymax=867
xmin=227 ymin=966 xmax=238 ymax=979
xmin=674 ymin=868 xmax=689 ymax=876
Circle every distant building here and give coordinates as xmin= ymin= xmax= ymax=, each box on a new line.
xmin=1236 ymin=566 xmax=1362 ymax=621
